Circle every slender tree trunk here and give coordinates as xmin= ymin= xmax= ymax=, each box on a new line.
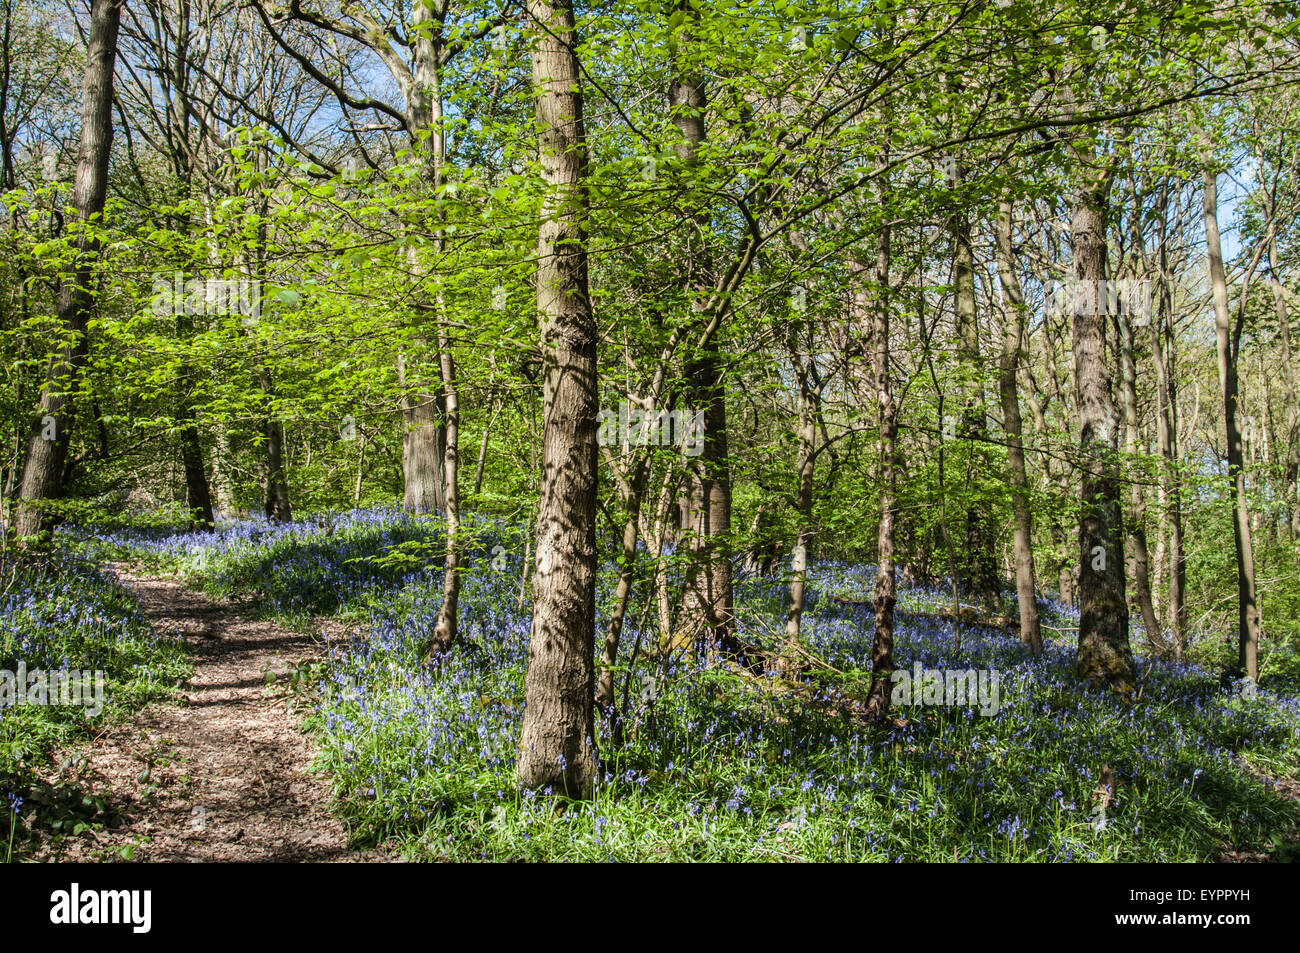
xmin=398 ymin=5 xmax=452 ymax=518
xmin=260 ymin=371 xmax=292 ymax=524
xmin=670 ymin=31 xmax=736 ymax=657
xmin=1116 ymin=290 xmax=1163 ymax=653
xmin=1152 ymin=186 xmax=1187 ymax=654
xmin=353 ymin=429 xmax=365 ymax=505
xmin=1203 ymin=161 xmax=1261 ymax=682
xmin=179 ymin=419 xmax=214 ymax=529
xmin=161 ymin=2 xmax=215 ymax=532
xmin=429 ymin=333 xmax=461 ymax=654
xmin=677 ymin=353 xmax=735 ymax=652
xmin=1265 ymin=218 xmax=1300 ymax=540
xmin=596 ymin=456 xmax=647 ymax=711
xmin=472 ymin=398 xmax=500 ymax=497
xmin=1053 ymin=531 xmax=1074 ymax=604
xmin=409 ymin=15 xmax=464 ymax=658
xmin=782 ymin=375 xmax=816 ymax=642
xmin=951 ymin=163 xmax=998 ymax=605
xmin=651 ymin=465 xmax=677 ymax=640
xmin=866 ymin=218 xmax=897 ymax=721
xmin=595 ymin=0 xmax=730 ymax=693
xmin=994 ymin=201 xmax=1042 ymax=654
xmin=238 ymin=144 xmax=291 ymax=525
xmin=13 ymin=0 xmax=121 ymax=538
xmin=1150 ymin=257 xmax=1173 ymax=639
xmin=1069 ymin=166 xmax=1135 ymax=691
xmin=595 ymin=331 xmax=691 ymax=704
xmin=1031 ymin=299 xmax=1078 ymax=607
xmin=517 ymin=0 xmax=599 ymax=797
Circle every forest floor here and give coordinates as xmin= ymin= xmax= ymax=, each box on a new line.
xmin=33 ymin=566 xmax=391 ymax=862
xmin=14 ymin=510 xmax=1297 ymax=862
xmin=1222 ymin=773 xmax=1300 ymax=862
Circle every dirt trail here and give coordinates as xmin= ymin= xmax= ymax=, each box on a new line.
xmin=39 ymin=566 xmax=390 ymax=862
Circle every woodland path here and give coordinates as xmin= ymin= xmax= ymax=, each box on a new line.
xmin=37 ymin=565 xmax=391 ymax=862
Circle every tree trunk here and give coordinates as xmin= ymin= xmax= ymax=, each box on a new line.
xmin=1069 ymin=170 xmax=1135 ymax=691
xmin=261 ymin=371 xmax=292 ymax=525
xmin=428 ymin=334 xmax=461 ymax=655
xmin=13 ymin=0 xmax=121 ymax=538
xmin=1031 ymin=302 xmax=1078 ymax=608
xmin=677 ymin=353 xmax=735 ymax=651
xmin=164 ymin=0 xmax=214 ymax=533
xmin=670 ymin=25 xmax=736 ymax=658
xmin=865 ymin=219 xmax=897 ymax=721
xmin=951 ymin=164 xmax=998 ymax=605
xmin=400 ymin=381 xmax=446 ymax=514
xmin=1203 ymin=160 xmax=1261 ymax=682
xmin=396 ymin=1 xmax=452 ymax=519
xmin=1153 ymin=182 xmax=1187 ymax=654
xmin=517 ymin=0 xmax=599 ymax=797
xmin=1116 ymin=287 xmax=1163 ymax=654
xmin=472 ymin=398 xmax=500 ymax=497
xmin=650 ymin=466 xmax=677 ymax=639
xmin=1264 ymin=215 xmax=1300 ymax=540
xmin=179 ymin=420 xmax=214 ymax=530
xmin=211 ymin=425 xmax=236 ymax=514
xmin=782 ymin=376 xmax=816 ymax=642
xmin=595 ymin=455 xmax=647 ymax=711
xmin=409 ymin=10 xmax=463 ymax=659
xmin=994 ymin=201 xmax=1043 ymax=654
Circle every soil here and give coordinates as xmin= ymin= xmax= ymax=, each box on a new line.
xmin=34 ymin=566 xmax=394 ymax=862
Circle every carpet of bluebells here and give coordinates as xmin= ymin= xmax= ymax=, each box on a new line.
xmin=1 ymin=549 xmax=190 ymax=857
xmin=66 ymin=507 xmax=486 ymax=622
xmin=84 ymin=507 xmax=1300 ymax=862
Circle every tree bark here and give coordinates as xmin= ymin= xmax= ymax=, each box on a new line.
xmin=1116 ymin=286 xmax=1163 ymax=654
xmin=260 ymin=371 xmax=292 ymax=524
xmin=1069 ymin=167 xmax=1135 ymax=691
xmin=951 ymin=163 xmax=999 ymax=606
xmin=595 ymin=451 xmax=647 ymax=711
xmin=677 ymin=354 xmax=735 ymax=650
xmin=1153 ymin=182 xmax=1187 ymax=654
xmin=1116 ymin=178 xmax=1165 ymax=654
xmin=179 ymin=418 xmax=214 ymax=530
xmin=400 ymin=383 xmax=446 ymax=514
xmin=163 ymin=0 xmax=215 ymax=532
xmin=428 ymin=333 xmax=461 ymax=654
xmin=865 ymin=218 xmax=897 ymax=721
xmin=670 ymin=28 xmax=736 ymax=657
xmin=211 ymin=425 xmax=236 ymax=514
xmin=517 ymin=0 xmax=599 ymax=797
xmin=1264 ymin=210 xmax=1300 ymax=541
xmin=13 ymin=0 xmax=122 ymax=538
xmin=411 ymin=6 xmax=464 ymax=659
xmin=994 ymin=201 xmax=1043 ymax=654
xmin=1203 ymin=160 xmax=1261 ymax=682
xmin=782 ymin=366 xmax=817 ymax=642
xmin=400 ymin=2 xmax=452 ymax=520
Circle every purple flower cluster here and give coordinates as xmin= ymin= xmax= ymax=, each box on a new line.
xmin=96 ymin=508 xmax=1300 ymax=860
